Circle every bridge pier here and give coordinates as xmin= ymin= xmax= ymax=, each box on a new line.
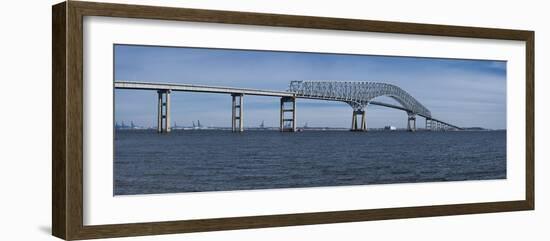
xmin=426 ymin=118 xmax=432 ymax=130
xmin=157 ymin=90 xmax=171 ymax=133
xmin=351 ymin=110 xmax=367 ymax=131
xmin=280 ymin=97 xmax=296 ymax=132
xmin=429 ymin=119 xmax=441 ymax=131
xmin=231 ymin=93 xmax=244 ymax=132
xmin=407 ymin=114 xmax=416 ymax=132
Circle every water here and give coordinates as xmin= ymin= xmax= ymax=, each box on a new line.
xmin=114 ymin=130 xmax=506 ymax=195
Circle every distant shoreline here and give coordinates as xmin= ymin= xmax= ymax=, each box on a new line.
xmin=114 ymin=127 xmax=505 ymax=132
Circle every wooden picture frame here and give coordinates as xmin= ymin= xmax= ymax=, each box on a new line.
xmin=52 ymin=1 xmax=534 ymax=240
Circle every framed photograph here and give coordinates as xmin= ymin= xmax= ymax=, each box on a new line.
xmin=52 ymin=1 xmax=534 ymax=240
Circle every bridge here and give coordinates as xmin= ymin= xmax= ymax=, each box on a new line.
xmin=114 ymin=80 xmax=462 ymax=133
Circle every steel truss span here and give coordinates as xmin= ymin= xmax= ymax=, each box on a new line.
xmin=288 ymin=80 xmax=432 ymax=118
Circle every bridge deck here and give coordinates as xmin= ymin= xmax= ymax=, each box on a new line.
xmin=114 ymin=81 xmax=294 ymax=97
xmin=366 ymin=101 xmax=459 ymax=129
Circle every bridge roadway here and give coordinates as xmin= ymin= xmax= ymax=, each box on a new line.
xmin=114 ymin=80 xmax=462 ymax=131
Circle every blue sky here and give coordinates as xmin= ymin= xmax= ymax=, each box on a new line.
xmin=114 ymin=44 xmax=506 ymax=129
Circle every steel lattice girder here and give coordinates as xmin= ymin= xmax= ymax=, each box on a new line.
xmin=288 ymin=80 xmax=432 ymax=118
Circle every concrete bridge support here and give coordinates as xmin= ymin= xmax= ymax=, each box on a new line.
xmin=157 ymin=90 xmax=171 ymax=133
xmin=407 ymin=114 xmax=416 ymax=132
xmin=280 ymin=97 xmax=296 ymax=132
xmin=232 ymin=93 xmax=244 ymax=132
xmin=351 ymin=110 xmax=367 ymax=131
xmin=433 ymin=121 xmax=438 ymax=131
